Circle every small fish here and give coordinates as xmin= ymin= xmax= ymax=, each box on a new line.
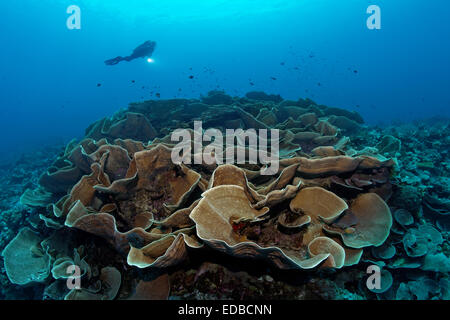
xmin=97 ymin=83 xmax=102 ymax=87
xmin=270 ymin=77 xmax=277 ymax=81
xmin=249 ymin=82 xmax=255 ymax=86
xmin=131 ymin=80 xmax=135 ymax=83
xmin=189 ymin=75 xmax=194 ymax=79
xmin=353 ymin=70 xmax=358 ymax=74
xmin=280 ymin=62 xmax=285 ymax=66
xmin=317 ymin=82 xmax=321 ymax=86
xmin=155 ymin=93 xmax=161 ymax=98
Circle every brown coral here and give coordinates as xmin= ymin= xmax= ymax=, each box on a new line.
xmin=8 ymin=92 xmax=399 ymax=300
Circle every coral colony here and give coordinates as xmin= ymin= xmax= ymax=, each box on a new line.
xmin=0 ymin=90 xmax=448 ymax=300
xmin=170 ymin=121 xmax=280 ymax=175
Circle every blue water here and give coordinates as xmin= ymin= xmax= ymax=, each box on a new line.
xmin=1 ymin=0 xmax=449 ymax=162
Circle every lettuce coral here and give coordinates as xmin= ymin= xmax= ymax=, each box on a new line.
xmin=2 ymin=228 xmax=51 ymax=285
xmin=1 ymin=91 xmax=412 ymax=300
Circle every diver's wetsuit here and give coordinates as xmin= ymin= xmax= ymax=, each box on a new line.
xmin=105 ymin=40 xmax=157 ymax=66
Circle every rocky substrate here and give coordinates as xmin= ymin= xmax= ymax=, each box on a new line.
xmin=0 ymin=145 xmax=62 ymax=299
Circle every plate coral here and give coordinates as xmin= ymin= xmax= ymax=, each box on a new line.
xmin=0 ymin=91 xmax=448 ymax=300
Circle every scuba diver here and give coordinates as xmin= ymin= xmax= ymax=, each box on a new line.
xmin=104 ymin=40 xmax=157 ymax=66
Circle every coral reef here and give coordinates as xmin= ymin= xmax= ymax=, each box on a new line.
xmin=0 ymin=92 xmax=448 ymax=300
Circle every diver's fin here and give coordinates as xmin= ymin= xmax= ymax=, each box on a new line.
xmin=104 ymin=56 xmax=124 ymax=66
